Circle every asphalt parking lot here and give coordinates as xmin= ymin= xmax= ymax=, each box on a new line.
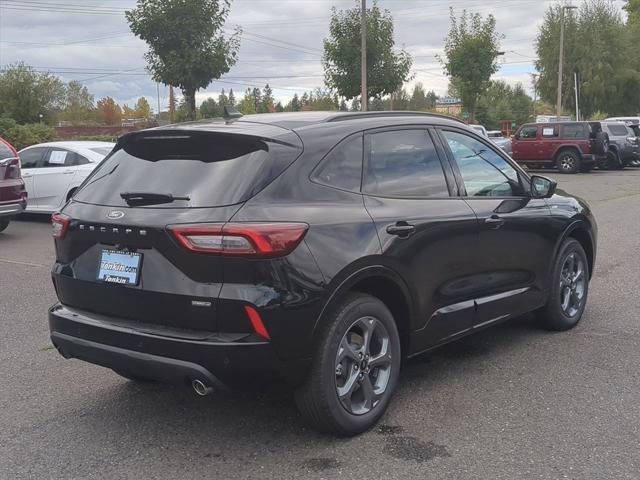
xmin=1 ymin=169 xmax=639 ymax=479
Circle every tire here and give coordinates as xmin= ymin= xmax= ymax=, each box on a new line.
xmin=113 ymin=369 xmax=155 ymax=383
xmin=536 ymin=238 xmax=589 ymax=331
xmin=602 ymin=151 xmax=622 ymax=170
xmin=594 ymin=131 xmax=609 ymax=155
xmin=295 ymin=293 xmax=401 ymax=436
xmin=556 ymin=149 xmax=581 ymax=174
xmin=0 ymin=219 xmax=9 ymax=233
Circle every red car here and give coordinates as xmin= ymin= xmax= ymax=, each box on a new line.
xmin=511 ymin=121 xmax=609 ymax=174
xmin=0 ymin=136 xmax=27 ymax=232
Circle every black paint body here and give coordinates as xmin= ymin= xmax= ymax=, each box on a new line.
xmin=49 ymin=112 xmax=597 ymax=387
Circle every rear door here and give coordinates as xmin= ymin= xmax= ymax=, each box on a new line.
xmin=438 ymin=128 xmax=554 ymax=326
xmin=34 ymin=148 xmax=79 ymax=211
xmin=18 ymin=146 xmax=49 ymax=208
xmin=361 ymin=127 xmax=480 ymax=351
xmin=539 ymin=124 xmax=560 ymax=160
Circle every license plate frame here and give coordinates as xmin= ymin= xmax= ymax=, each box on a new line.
xmin=97 ymin=249 xmax=142 ymax=286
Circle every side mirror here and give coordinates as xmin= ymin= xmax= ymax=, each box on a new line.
xmin=530 ymin=175 xmax=557 ymax=199
xmin=512 ymin=134 xmax=519 ymax=140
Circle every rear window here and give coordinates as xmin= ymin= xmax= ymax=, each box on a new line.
xmin=90 ymin=147 xmax=114 ymax=156
xmin=74 ymin=132 xmax=302 ymax=208
xmin=607 ymin=124 xmax=629 ymax=136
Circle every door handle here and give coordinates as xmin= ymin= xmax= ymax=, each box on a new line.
xmin=63 ymin=170 xmax=75 ymax=174
xmin=386 ymin=222 xmax=415 ymax=237
xmin=485 ymin=215 xmax=506 ymax=229
xmin=22 ymin=173 xmax=32 ymax=177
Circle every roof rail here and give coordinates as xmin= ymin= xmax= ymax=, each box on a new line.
xmin=325 ymin=111 xmax=467 ymax=125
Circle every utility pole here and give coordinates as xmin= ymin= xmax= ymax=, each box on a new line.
xmin=574 ymin=72 xmax=579 ymax=121
xmin=360 ymin=0 xmax=367 ymax=112
xmin=556 ymin=5 xmax=577 ymax=119
xmin=532 ymin=73 xmax=538 ymax=120
xmin=169 ymin=85 xmax=176 ymax=123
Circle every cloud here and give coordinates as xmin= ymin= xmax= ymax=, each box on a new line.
xmin=0 ymin=0 xmax=610 ymax=110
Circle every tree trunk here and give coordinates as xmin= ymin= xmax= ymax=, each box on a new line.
xmin=183 ymin=87 xmax=197 ymax=120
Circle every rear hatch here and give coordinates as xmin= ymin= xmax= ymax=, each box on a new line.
xmin=53 ymin=123 xmax=303 ymax=332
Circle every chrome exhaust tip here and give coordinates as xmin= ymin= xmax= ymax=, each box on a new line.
xmin=192 ymin=378 xmax=213 ymax=396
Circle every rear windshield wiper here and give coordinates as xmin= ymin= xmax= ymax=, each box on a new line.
xmin=120 ymin=192 xmax=190 ymax=206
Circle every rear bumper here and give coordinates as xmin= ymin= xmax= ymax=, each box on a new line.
xmin=0 ymin=199 xmax=26 ymax=218
xmin=49 ymin=303 xmax=309 ymax=388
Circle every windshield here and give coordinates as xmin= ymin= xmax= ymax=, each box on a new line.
xmin=74 ymin=132 xmax=302 ymax=208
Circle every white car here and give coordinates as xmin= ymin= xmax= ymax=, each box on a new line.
xmin=18 ymin=141 xmax=115 ymax=213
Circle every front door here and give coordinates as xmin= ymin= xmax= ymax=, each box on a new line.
xmin=438 ymin=128 xmax=555 ymax=327
xmin=361 ymin=127 xmax=481 ymax=353
xmin=512 ymin=125 xmax=540 ymax=161
xmin=18 ymin=146 xmax=49 ymax=208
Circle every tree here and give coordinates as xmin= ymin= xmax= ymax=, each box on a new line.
xmin=0 ymin=62 xmax=65 ymax=124
xmin=323 ymin=1 xmax=413 ymax=104
xmin=275 ymin=101 xmax=285 ymax=112
xmin=200 ymin=97 xmax=222 ymax=118
xmin=262 ymin=84 xmax=275 ymax=113
xmin=135 ymin=97 xmax=152 ymax=120
xmin=237 ymin=88 xmax=257 ymax=114
xmin=535 ymin=0 xmax=636 ymax=117
xmin=441 ymin=9 xmax=502 ymax=121
xmin=122 ymin=104 xmax=137 ymax=119
xmin=339 ymin=98 xmax=348 ymax=111
xmin=228 ymin=88 xmax=236 ymax=106
xmin=126 ymin=0 xmax=240 ymax=120
xmin=96 ymin=97 xmax=122 ymax=125
xmin=476 ymin=80 xmax=533 ymax=129
xmin=59 ymin=80 xmax=94 ymax=125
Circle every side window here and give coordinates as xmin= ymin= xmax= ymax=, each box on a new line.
xmin=0 ymin=142 xmax=13 ymax=160
xmin=518 ymin=126 xmax=538 ymax=139
xmin=542 ymin=126 xmax=559 ymax=138
xmin=19 ymin=147 xmax=47 ymax=169
xmin=68 ymin=153 xmax=90 ymax=166
xmin=43 ymin=149 xmax=71 ymax=168
xmin=311 ymin=134 xmax=363 ymax=191
xmin=562 ymin=124 xmax=587 ymax=139
xmin=363 ymin=129 xmax=449 ymax=198
xmin=442 ymin=130 xmax=524 ymax=197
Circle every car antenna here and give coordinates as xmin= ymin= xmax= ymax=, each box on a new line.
xmin=223 ymin=106 xmax=243 ymax=124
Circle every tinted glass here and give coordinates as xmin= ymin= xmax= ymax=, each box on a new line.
xmin=0 ymin=142 xmax=13 ymax=160
xmin=312 ymin=134 xmax=362 ymax=191
xmin=607 ymin=124 xmax=629 ymax=136
xmin=19 ymin=147 xmax=47 ymax=168
xmin=519 ymin=126 xmax=537 ymax=139
xmin=442 ymin=130 xmax=524 ymax=197
xmin=363 ymin=130 xmax=449 ymax=198
xmin=74 ymin=132 xmax=302 ymax=208
xmin=562 ymin=124 xmax=587 ymax=139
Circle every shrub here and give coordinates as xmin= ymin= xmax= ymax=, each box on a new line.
xmin=0 ymin=117 xmax=17 ymax=138
xmin=4 ymin=123 xmax=56 ymax=150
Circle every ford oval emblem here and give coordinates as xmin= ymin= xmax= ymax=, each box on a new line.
xmin=106 ymin=210 xmax=125 ymax=220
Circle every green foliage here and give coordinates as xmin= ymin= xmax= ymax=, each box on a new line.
xmin=476 ymin=80 xmax=533 ymax=129
xmin=59 ymin=80 xmax=95 ymax=125
xmin=441 ymin=9 xmax=503 ymax=121
xmin=535 ymin=0 xmax=639 ymax=117
xmin=126 ymin=0 xmax=240 ymax=120
xmin=0 ymin=117 xmax=18 ymax=138
xmin=200 ymin=97 xmax=223 ymax=118
xmin=590 ymin=110 xmax=609 ymax=120
xmin=323 ymin=1 xmax=413 ymax=102
xmin=237 ymin=89 xmax=257 ymax=114
xmin=0 ymin=62 xmax=65 ymax=124
xmin=135 ymin=97 xmax=152 ymax=120
xmin=408 ymin=83 xmax=438 ymax=111
xmin=3 ymin=123 xmax=55 ymax=150
xmin=262 ymin=84 xmax=275 ymax=113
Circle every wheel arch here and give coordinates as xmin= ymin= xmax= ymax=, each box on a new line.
xmin=552 ymin=221 xmax=596 ymax=280
xmin=312 ymin=265 xmax=414 ymax=358
xmin=553 ymin=145 xmax=582 ymax=160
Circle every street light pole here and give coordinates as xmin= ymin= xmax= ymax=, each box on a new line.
xmin=360 ymin=0 xmax=367 ymax=112
xmin=556 ymin=5 xmax=577 ymax=119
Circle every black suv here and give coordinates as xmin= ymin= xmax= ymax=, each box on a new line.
xmin=49 ymin=111 xmax=597 ymax=435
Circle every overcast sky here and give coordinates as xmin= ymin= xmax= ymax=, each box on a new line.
xmin=0 ymin=0 xmax=628 ymax=111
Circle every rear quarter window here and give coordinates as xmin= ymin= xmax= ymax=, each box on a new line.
xmin=561 ymin=124 xmax=587 ymax=139
xmin=607 ymin=124 xmax=630 ymax=136
xmin=311 ymin=134 xmax=363 ymax=192
xmin=74 ymin=131 xmax=302 ymax=208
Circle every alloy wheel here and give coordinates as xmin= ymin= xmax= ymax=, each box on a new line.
xmin=335 ymin=316 xmax=392 ymax=415
xmin=559 ymin=252 xmax=586 ymax=317
xmin=560 ymin=154 xmax=575 ymax=171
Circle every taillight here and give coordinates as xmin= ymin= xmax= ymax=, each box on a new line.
xmin=169 ymin=222 xmax=308 ymax=258
xmin=51 ymin=213 xmax=70 ymax=240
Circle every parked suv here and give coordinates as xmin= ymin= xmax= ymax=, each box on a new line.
xmin=511 ymin=121 xmax=609 ymax=173
xmin=600 ymin=122 xmax=640 ymax=169
xmin=0 ymin=136 xmax=27 ymax=232
xmin=49 ymin=111 xmax=597 ymax=435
